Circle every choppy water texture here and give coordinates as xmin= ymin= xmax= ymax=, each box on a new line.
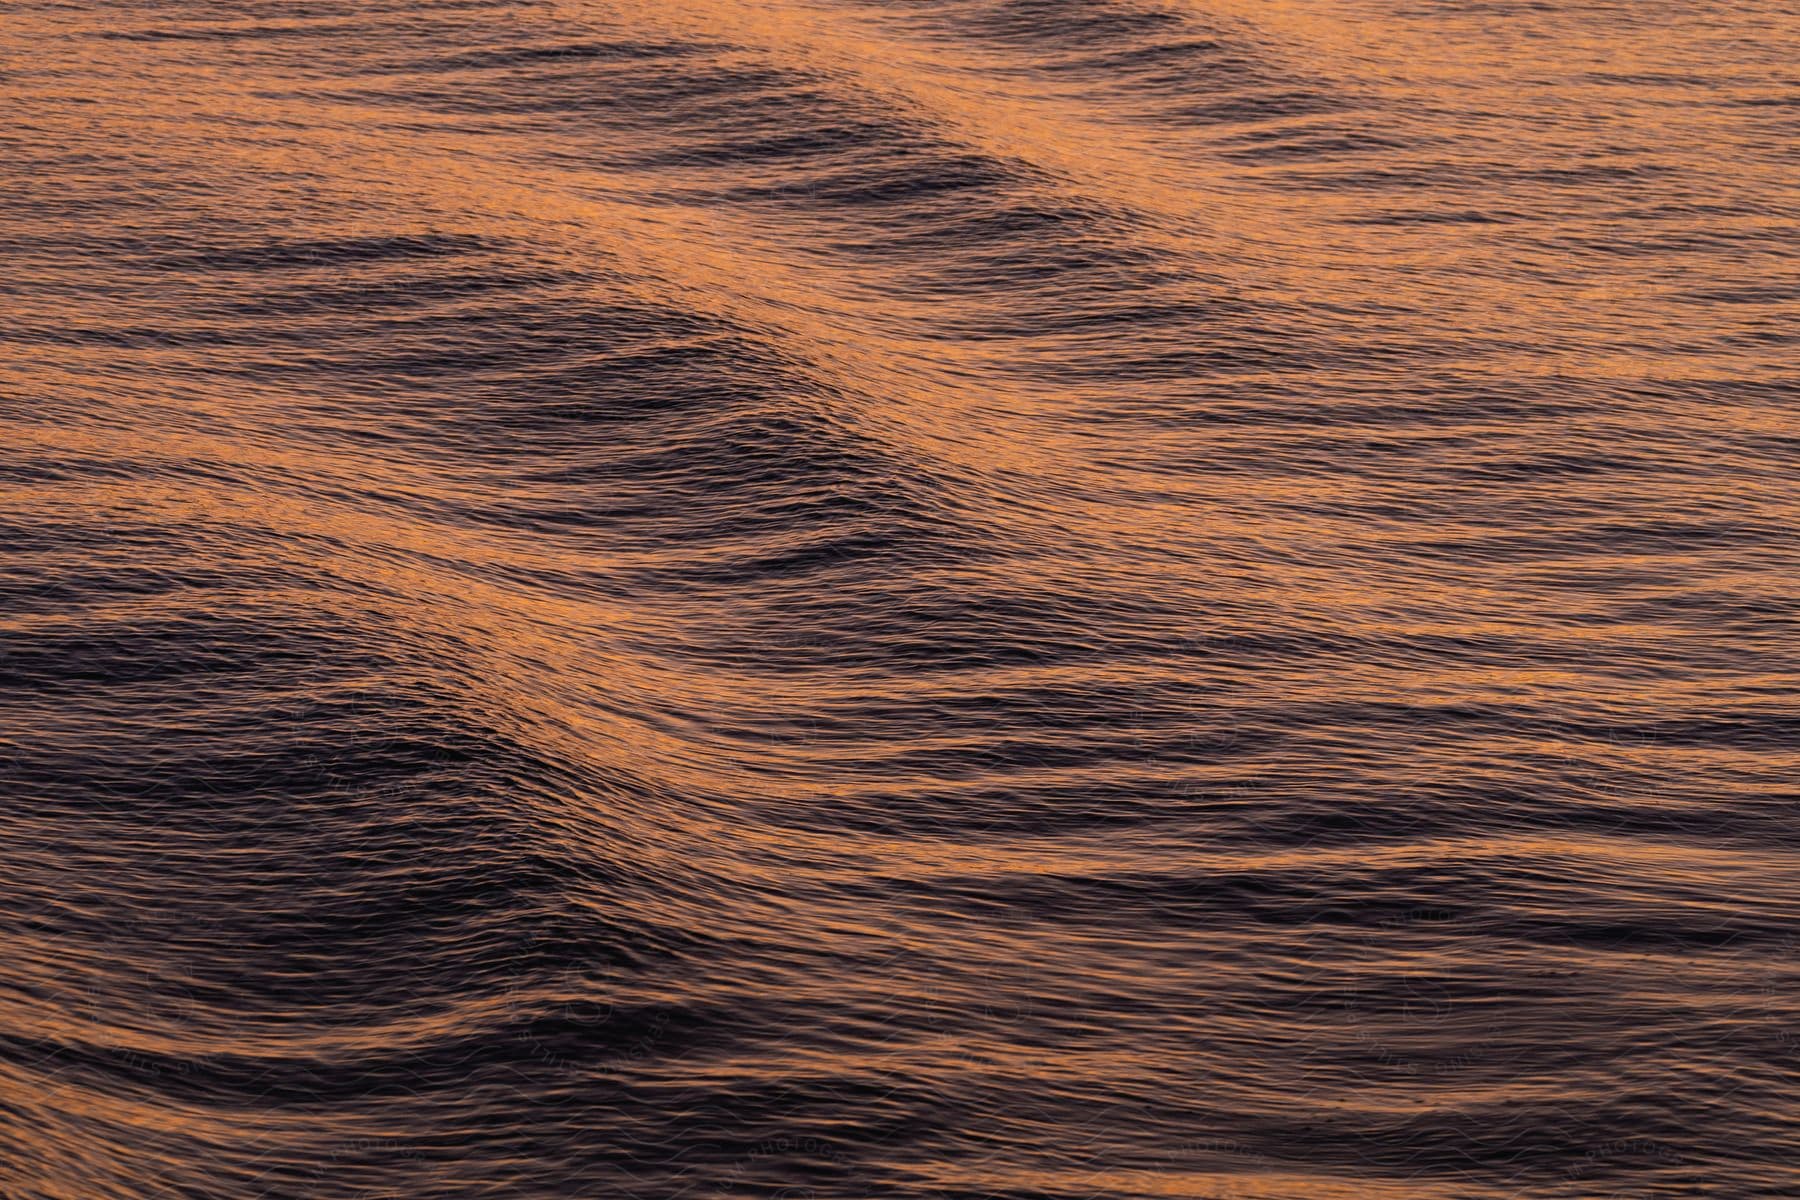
xmin=4 ymin=0 xmax=1799 ymax=1196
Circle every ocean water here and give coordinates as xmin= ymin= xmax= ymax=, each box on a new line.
xmin=3 ymin=1 xmax=1797 ymax=1197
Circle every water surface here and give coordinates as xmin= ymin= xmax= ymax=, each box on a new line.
xmin=3 ymin=1 xmax=1798 ymax=1197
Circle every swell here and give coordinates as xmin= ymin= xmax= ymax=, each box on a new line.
xmin=3 ymin=0 xmax=1799 ymax=1198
